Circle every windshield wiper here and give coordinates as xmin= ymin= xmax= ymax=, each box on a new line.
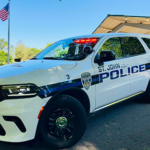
xmin=44 ymin=57 xmax=61 ymax=60
xmin=31 ymin=58 xmax=37 ymax=60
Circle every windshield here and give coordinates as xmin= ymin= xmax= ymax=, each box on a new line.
xmin=34 ymin=38 xmax=99 ymax=61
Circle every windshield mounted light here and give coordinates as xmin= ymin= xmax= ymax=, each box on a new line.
xmin=1 ymin=84 xmax=40 ymax=99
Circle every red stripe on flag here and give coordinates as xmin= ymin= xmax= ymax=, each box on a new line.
xmin=0 ymin=9 xmax=5 ymax=17
xmin=2 ymin=17 xmax=8 ymax=21
xmin=1 ymin=12 xmax=8 ymax=19
xmin=1 ymin=11 xmax=8 ymax=18
xmin=0 ymin=8 xmax=8 ymax=21
xmin=0 ymin=9 xmax=5 ymax=14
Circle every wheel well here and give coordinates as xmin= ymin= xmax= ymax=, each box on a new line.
xmin=50 ymin=88 xmax=90 ymax=115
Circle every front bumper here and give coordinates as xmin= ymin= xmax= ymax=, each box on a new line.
xmin=0 ymin=96 xmax=47 ymax=142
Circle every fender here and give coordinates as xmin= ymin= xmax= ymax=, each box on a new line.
xmin=46 ymin=87 xmax=90 ymax=115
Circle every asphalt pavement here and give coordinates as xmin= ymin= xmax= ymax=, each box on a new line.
xmin=0 ymin=97 xmax=150 ymax=150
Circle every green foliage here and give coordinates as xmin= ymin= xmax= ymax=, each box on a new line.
xmin=120 ymin=37 xmax=145 ymax=56
xmin=0 ymin=50 xmax=13 ymax=65
xmin=0 ymin=38 xmax=53 ymax=66
xmin=27 ymin=48 xmax=41 ymax=59
xmin=56 ymin=49 xmax=68 ymax=57
xmin=99 ymin=37 xmax=145 ymax=59
xmin=0 ymin=39 xmax=13 ymax=65
xmin=45 ymin=43 xmax=53 ymax=49
xmin=15 ymin=43 xmax=42 ymax=61
xmin=10 ymin=45 xmax=15 ymax=59
xmin=99 ymin=37 xmax=122 ymax=58
xmin=0 ymin=39 xmax=7 ymax=51
xmin=15 ymin=43 xmax=26 ymax=61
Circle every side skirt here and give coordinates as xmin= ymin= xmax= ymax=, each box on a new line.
xmin=89 ymin=91 xmax=144 ymax=118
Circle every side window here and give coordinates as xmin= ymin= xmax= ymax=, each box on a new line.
xmin=120 ymin=37 xmax=145 ymax=57
xmin=142 ymin=38 xmax=150 ymax=49
xmin=96 ymin=37 xmax=123 ymax=61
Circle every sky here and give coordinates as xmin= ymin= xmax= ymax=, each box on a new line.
xmin=1 ymin=0 xmax=150 ymax=49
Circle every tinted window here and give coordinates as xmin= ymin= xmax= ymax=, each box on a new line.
xmin=120 ymin=37 xmax=145 ymax=57
xmin=97 ymin=37 xmax=123 ymax=60
xmin=142 ymin=38 xmax=150 ymax=49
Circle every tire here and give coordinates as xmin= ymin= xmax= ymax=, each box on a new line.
xmin=144 ymin=82 xmax=150 ymax=102
xmin=37 ymin=94 xmax=87 ymax=149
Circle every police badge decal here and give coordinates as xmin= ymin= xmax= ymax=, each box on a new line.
xmin=81 ymin=72 xmax=92 ymax=90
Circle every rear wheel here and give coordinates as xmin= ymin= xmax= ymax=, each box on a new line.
xmin=37 ymin=95 xmax=87 ymax=149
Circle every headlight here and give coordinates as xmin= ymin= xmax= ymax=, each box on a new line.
xmin=0 ymin=84 xmax=40 ymax=99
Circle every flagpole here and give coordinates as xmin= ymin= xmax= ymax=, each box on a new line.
xmin=8 ymin=0 xmax=10 ymax=64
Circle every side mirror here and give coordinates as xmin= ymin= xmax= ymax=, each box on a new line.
xmin=83 ymin=46 xmax=93 ymax=54
xmin=14 ymin=58 xmax=21 ymax=62
xmin=94 ymin=59 xmax=104 ymax=66
xmin=100 ymin=51 xmax=115 ymax=62
xmin=94 ymin=50 xmax=115 ymax=66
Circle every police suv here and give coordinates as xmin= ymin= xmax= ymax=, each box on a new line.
xmin=0 ymin=33 xmax=150 ymax=149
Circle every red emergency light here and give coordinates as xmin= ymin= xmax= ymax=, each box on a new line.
xmin=74 ymin=38 xmax=98 ymax=44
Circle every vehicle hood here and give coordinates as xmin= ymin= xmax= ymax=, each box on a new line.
xmin=0 ymin=60 xmax=76 ymax=86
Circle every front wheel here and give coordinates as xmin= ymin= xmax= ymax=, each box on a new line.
xmin=144 ymin=81 xmax=150 ymax=103
xmin=37 ymin=95 xmax=87 ymax=149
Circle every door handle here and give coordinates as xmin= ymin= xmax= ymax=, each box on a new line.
xmin=121 ymin=64 xmax=128 ymax=68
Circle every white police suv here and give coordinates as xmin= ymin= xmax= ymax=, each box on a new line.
xmin=0 ymin=33 xmax=150 ymax=149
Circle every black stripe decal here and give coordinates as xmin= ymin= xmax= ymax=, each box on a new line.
xmin=38 ymin=74 xmax=101 ymax=98
xmin=38 ymin=78 xmax=83 ymax=98
xmin=91 ymin=75 xmax=99 ymax=85
xmin=145 ymin=63 xmax=150 ymax=70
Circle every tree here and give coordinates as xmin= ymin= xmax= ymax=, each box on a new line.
xmin=99 ymin=37 xmax=122 ymax=58
xmin=45 ymin=43 xmax=53 ymax=49
xmin=15 ymin=43 xmax=42 ymax=61
xmin=0 ymin=50 xmax=13 ymax=65
xmin=0 ymin=39 xmax=7 ymax=51
xmin=0 ymin=39 xmax=53 ymax=64
xmin=15 ymin=43 xmax=27 ymax=61
xmin=0 ymin=39 xmax=13 ymax=65
xmin=26 ymin=48 xmax=41 ymax=59
xmin=10 ymin=45 xmax=15 ymax=59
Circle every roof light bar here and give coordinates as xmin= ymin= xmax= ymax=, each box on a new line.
xmin=74 ymin=38 xmax=98 ymax=44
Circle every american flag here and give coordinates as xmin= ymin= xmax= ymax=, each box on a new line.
xmin=0 ymin=4 xmax=9 ymax=22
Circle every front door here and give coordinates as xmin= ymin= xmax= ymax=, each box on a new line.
xmin=92 ymin=37 xmax=130 ymax=109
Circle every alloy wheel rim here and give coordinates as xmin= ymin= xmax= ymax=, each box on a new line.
xmin=47 ymin=108 xmax=75 ymax=139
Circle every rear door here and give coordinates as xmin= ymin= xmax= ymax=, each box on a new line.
xmin=120 ymin=36 xmax=149 ymax=95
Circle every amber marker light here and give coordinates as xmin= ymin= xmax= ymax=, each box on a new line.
xmin=38 ymin=106 xmax=44 ymax=119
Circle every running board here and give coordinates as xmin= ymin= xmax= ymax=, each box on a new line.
xmin=93 ymin=91 xmax=144 ymax=113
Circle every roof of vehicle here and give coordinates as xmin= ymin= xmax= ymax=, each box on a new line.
xmin=65 ymin=33 xmax=150 ymax=40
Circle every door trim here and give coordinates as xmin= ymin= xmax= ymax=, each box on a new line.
xmin=93 ymin=91 xmax=143 ymax=113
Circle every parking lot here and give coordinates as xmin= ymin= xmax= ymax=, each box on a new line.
xmin=0 ymin=97 xmax=150 ymax=150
